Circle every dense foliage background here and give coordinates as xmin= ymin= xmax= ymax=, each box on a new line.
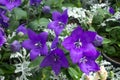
xmin=0 ymin=0 xmax=120 ymax=80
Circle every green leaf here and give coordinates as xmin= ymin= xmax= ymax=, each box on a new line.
xmin=39 ymin=18 xmax=50 ymax=27
xmin=103 ymin=38 xmax=111 ymax=44
xmin=45 ymin=0 xmax=64 ymax=8
xmin=0 ymin=69 xmax=4 ymax=75
xmin=117 ymin=43 xmax=120 ymax=47
xmin=7 ymin=35 xmax=28 ymax=43
xmin=88 ymin=26 xmax=95 ymax=31
xmin=68 ymin=67 xmax=79 ymax=79
xmin=0 ymin=63 xmax=15 ymax=75
xmin=92 ymin=9 xmax=110 ymax=25
xmin=63 ymin=3 xmax=75 ymax=7
xmin=103 ymin=44 xmax=116 ymax=56
xmin=8 ymin=20 xmax=19 ymax=31
xmin=2 ymin=52 xmax=11 ymax=60
xmin=29 ymin=56 xmax=44 ymax=68
xmin=28 ymin=18 xmax=49 ymax=30
xmin=13 ymin=8 xmax=27 ymax=20
xmin=106 ymin=46 xmax=116 ymax=55
xmin=116 ymin=0 xmax=120 ymax=7
xmin=106 ymin=26 xmax=120 ymax=32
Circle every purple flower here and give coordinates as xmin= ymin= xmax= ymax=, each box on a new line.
xmin=10 ymin=40 xmax=21 ymax=52
xmin=93 ymin=34 xmax=103 ymax=46
xmin=30 ymin=0 xmax=42 ymax=6
xmin=40 ymin=48 xmax=69 ymax=75
xmin=48 ymin=9 xmax=68 ymax=36
xmin=0 ymin=8 xmax=9 ymax=28
xmin=16 ymin=24 xmax=27 ymax=35
xmin=109 ymin=7 xmax=115 ymax=15
xmin=42 ymin=6 xmax=50 ymax=14
xmin=22 ymin=29 xmax=48 ymax=60
xmin=62 ymin=26 xmax=100 ymax=74
xmin=0 ymin=0 xmax=22 ymax=11
xmin=62 ymin=26 xmax=97 ymax=63
xmin=0 ymin=28 xmax=6 ymax=47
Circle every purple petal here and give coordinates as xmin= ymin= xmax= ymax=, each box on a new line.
xmin=62 ymin=36 xmax=76 ymax=50
xmin=27 ymin=29 xmax=38 ymax=42
xmin=82 ymin=31 xmax=96 ymax=43
xmin=37 ymin=32 xmax=48 ymax=44
xmin=4 ymin=0 xmax=22 ymax=11
xmin=40 ymin=53 xmax=54 ymax=67
xmin=22 ymin=39 xmax=35 ymax=50
xmin=51 ymin=36 xmax=59 ymax=49
xmin=70 ymin=49 xmax=83 ymax=64
xmin=52 ymin=62 xmax=61 ymax=75
xmin=39 ymin=44 xmax=48 ymax=56
xmin=0 ymin=28 xmax=5 ymax=36
xmin=52 ymin=9 xmax=68 ymax=24
xmin=59 ymin=9 xmax=68 ymax=24
xmin=30 ymin=49 xmax=40 ymax=60
xmin=40 ymin=48 xmax=69 ymax=75
xmin=78 ymin=60 xmax=100 ymax=75
xmin=52 ymin=11 xmax=61 ymax=21
xmin=53 ymin=48 xmax=69 ymax=68
xmin=48 ymin=21 xmax=64 ymax=36
xmin=0 ymin=18 xmax=9 ymax=28
xmin=83 ymin=44 xmax=98 ymax=60
xmin=0 ymin=36 xmax=6 ymax=47
xmin=71 ymin=26 xmax=83 ymax=38
xmin=61 ymin=55 xmax=69 ymax=68
xmin=1 ymin=12 xmax=9 ymax=23
xmin=30 ymin=0 xmax=42 ymax=6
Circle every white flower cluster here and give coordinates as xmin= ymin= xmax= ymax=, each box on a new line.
xmin=113 ymin=11 xmax=120 ymax=20
xmin=62 ymin=3 xmax=110 ymax=26
xmin=50 ymin=71 xmax=68 ymax=80
xmin=67 ymin=7 xmax=86 ymax=18
xmin=90 ymin=3 xmax=108 ymax=12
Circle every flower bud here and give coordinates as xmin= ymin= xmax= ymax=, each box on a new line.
xmin=109 ymin=7 xmax=115 ymax=15
xmin=16 ymin=24 xmax=27 ymax=35
xmin=93 ymin=34 xmax=103 ymax=46
xmin=42 ymin=6 xmax=50 ymax=14
xmin=10 ymin=40 xmax=21 ymax=52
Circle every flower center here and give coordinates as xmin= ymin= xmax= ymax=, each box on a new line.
xmin=58 ymin=22 xmax=65 ymax=28
xmin=79 ymin=57 xmax=87 ymax=63
xmin=54 ymin=53 xmax=59 ymax=61
xmin=74 ymin=39 xmax=82 ymax=48
xmin=35 ymin=42 xmax=42 ymax=48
